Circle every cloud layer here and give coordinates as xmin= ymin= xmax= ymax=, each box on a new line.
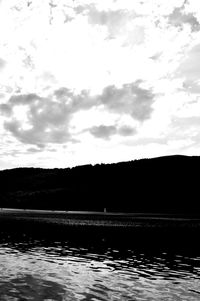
xmin=100 ymin=82 xmax=155 ymax=121
xmin=0 ymin=80 xmax=153 ymax=146
xmin=0 ymin=0 xmax=200 ymax=168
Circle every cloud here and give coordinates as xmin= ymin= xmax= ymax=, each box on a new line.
xmin=4 ymin=119 xmax=71 ymax=147
xmin=168 ymin=7 xmax=200 ymax=32
xmin=89 ymin=124 xmax=137 ymax=139
xmin=74 ymin=4 xmax=145 ymax=46
xmin=100 ymin=81 xmax=155 ymax=121
xmin=124 ymin=137 xmax=168 ymax=147
xmin=0 ymin=91 xmax=78 ymax=146
xmin=54 ymin=87 xmax=97 ymax=112
xmin=0 ymin=159 xmax=15 ymax=170
xmin=182 ymin=80 xmax=200 ymax=94
xmin=118 ymin=125 xmax=137 ymax=136
xmin=0 ymin=58 xmax=6 ymax=70
xmin=27 ymin=147 xmax=43 ymax=153
xmin=0 ymin=93 xmax=6 ymax=99
xmin=89 ymin=125 xmax=117 ymax=139
xmin=86 ymin=6 xmax=136 ymax=33
xmin=181 ymin=44 xmax=200 ymax=80
xmin=0 ymin=81 xmax=154 ymax=147
xmin=0 ymin=103 xmax=12 ymax=116
xmin=171 ymin=116 xmax=200 ymax=130
xmin=176 ymin=44 xmax=200 ymax=93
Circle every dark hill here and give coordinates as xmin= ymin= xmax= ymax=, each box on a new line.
xmin=0 ymin=155 xmax=199 ymax=214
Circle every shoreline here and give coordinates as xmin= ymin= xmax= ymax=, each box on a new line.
xmin=1 ymin=208 xmax=200 ymax=218
xmin=0 ymin=208 xmax=200 ymax=229
xmin=1 ymin=208 xmax=200 ymax=245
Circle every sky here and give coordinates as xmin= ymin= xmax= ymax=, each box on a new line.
xmin=1 ymin=0 xmax=200 ymax=169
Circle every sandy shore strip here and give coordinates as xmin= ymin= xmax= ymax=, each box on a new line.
xmin=0 ymin=208 xmax=200 ymax=228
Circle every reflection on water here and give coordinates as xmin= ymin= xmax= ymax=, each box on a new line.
xmin=0 ymin=233 xmax=200 ymax=300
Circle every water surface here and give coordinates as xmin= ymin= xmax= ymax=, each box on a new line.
xmin=0 ymin=232 xmax=200 ymax=300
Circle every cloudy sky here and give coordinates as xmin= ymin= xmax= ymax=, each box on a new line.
xmin=0 ymin=0 xmax=200 ymax=169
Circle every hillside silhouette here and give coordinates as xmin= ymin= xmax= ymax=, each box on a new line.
xmin=0 ymin=155 xmax=199 ymax=214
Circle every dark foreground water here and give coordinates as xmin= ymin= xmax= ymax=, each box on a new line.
xmin=0 ymin=231 xmax=200 ymax=301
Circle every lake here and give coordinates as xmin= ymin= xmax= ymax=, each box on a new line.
xmin=0 ymin=229 xmax=200 ymax=301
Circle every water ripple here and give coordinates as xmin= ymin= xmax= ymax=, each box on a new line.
xmin=0 ymin=236 xmax=200 ymax=300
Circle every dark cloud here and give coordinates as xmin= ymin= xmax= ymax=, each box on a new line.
xmin=168 ymin=7 xmax=200 ymax=32
xmin=89 ymin=125 xmax=117 ymax=139
xmin=100 ymin=82 xmax=155 ymax=121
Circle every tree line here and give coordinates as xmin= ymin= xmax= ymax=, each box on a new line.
xmin=0 ymin=155 xmax=199 ymax=214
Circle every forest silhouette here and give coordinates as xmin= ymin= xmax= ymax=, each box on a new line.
xmin=0 ymin=155 xmax=199 ymax=214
